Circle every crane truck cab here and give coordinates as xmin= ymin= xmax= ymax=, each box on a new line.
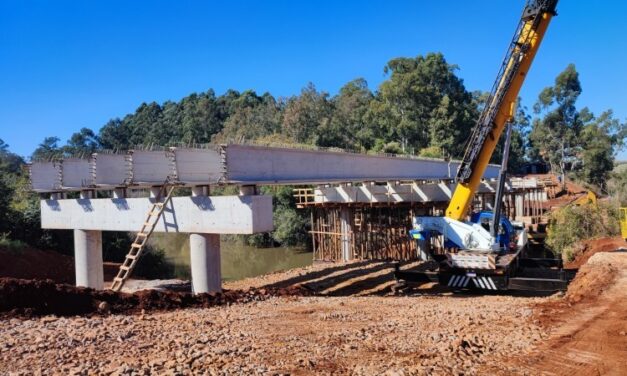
xmin=469 ymin=211 xmax=527 ymax=252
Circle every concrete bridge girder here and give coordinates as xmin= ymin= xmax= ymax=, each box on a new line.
xmin=29 ymin=144 xmax=502 ymax=192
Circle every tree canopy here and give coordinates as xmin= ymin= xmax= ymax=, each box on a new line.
xmin=530 ymin=64 xmax=626 ymax=188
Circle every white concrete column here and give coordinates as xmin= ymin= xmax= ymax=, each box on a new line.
xmin=189 ymin=185 xmax=221 ymax=293
xmin=192 ymin=185 xmax=209 ymax=197
xmin=80 ymin=190 xmax=94 ymax=199
xmin=113 ymin=188 xmax=126 ymax=199
xmin=189 ymin=233 xmax=221 ymax=294
xmin=340 ymin=207 xmax=352 ymax=262
xmin=73 ymin=229 xmax=104 ymax=290
xmin=149 ymin=187 xmax=161 ymax=198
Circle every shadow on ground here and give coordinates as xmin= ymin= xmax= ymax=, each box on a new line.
xmin=259 ymin=259 xmax=564 ymax=298
xmin=261 ymin=260 xmax=452 ymax=297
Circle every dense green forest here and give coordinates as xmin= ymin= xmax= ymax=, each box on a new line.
xmin=1 ymin=53 xmax=626 ymax=259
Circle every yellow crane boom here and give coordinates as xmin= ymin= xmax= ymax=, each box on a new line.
xmin=447 ymin=0 xmax=558 ymax=220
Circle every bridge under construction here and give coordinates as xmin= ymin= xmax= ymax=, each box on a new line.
xmin=29 ymin=143 xmax=551 ymax=294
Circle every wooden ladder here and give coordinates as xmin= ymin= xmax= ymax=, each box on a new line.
xmin=110 ymin=183 xmax=175 ymax=292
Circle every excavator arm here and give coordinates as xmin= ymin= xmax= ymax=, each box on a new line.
xmin=447 ymin=0 xmax=558 ymax=221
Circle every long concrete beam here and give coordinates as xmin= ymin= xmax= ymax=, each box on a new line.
xmin=40 ymin=195 xmax=273 ymax=234
xmin=224 ymin=145 xmax=499 ymax=184
xmin=29 ymin=144 xmax=501 ymax=192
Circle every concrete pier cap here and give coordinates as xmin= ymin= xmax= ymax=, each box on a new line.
xmin=41 ymin=190 xmax=273 ymax=294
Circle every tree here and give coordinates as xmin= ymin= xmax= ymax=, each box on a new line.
xmin=429 ymin=93 xmax=476 ymax=157
xmin=319 ymin=78 xmax=374 ymax=150
xmin=99 ymin=119 xmax=131 ymax=150
xmin=576 ymin=110 xmax=627 ymax=187
xmin=365 ymin=53 xmax=475 ymax=155
xmin=0 ymin=142 xmax=22 ymax=235
xmin=282 ymin=83 xmax=333 ymax=144
xmin=32 ymin=136 xmax=62 ymax=160
xmin=128 ymin=102 xmax=163 ymax=146
xmin=530 ymin=64 xmax=626 ymax=187
xmin=216 ymin=91 xmax=281 ymax=143
xmin=530 ymin=64 xmax=583 ymax=186
xmin=0 ymin=139 xmax=23 ymax=173
xmin=179 ymin=90 xmax=227 ymax=145
xmin=63 ymin=127 xmax=100 ymax=157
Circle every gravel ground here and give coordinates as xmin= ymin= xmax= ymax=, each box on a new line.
xmin=0 ymin=295 xmax=547 ymax=375
xmin=0 ymin=259 xmax=550 ymax=375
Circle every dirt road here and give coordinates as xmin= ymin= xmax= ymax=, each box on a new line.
xmin=493 ymin=251 xmax=627 ymax=375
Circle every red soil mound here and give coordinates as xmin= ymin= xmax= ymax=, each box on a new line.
xmin=565 ymin=236 xmax=627 ymax=269
xmin=565 ymin=253 xmax=619 ymax=304
xmin=0 ymin=278 xmax=311 ymax=317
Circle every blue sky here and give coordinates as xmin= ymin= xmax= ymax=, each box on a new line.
xmin=1 ymin=0 xmax=626 ymax=159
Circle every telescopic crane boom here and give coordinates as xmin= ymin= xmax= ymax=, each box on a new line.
xmin=447 ymin=0 xmax=558 ymax=221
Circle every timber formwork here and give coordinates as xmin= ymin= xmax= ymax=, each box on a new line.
xmin=297 ymin=177 xmax=553 ymax=262
xmin=310 ymin=204 xmax=444 ymax=261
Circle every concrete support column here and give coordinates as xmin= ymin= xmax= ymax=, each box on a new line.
xmin=417 ymin=236 xmax=430 ymax=262
xmin=113 ymin=188 xmax=126 ymax=199
xmin=149 ymin=187 xmax=161 ymax=198
xmin=73 ymin=229 xmax=104 ymax=289
xmin=192 ymin=185 xmax=209 ymax=197
xmin=515 ymin=194 xmax=524 ymax=218
xmin=189 ymin=233 xmax=221 ymax=294
xmin=340 ymin=207 xmax=352 ymax=262
xmin=239 ymin=185 xmax=257 ymax=196
xmin=188 ymin=185 xmax=221 ymax=294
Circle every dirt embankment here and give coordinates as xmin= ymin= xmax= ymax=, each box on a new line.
xmin=0 ymin=246 xmax=125 ymax=284
xmin=0 ymin=247 xmax=74 ymax=283
xmin=565 ymin=236 xmax=627 ymax=269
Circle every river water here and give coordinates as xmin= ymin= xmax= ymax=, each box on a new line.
xmin=149 ymin=234 xmax=313 ymax=281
